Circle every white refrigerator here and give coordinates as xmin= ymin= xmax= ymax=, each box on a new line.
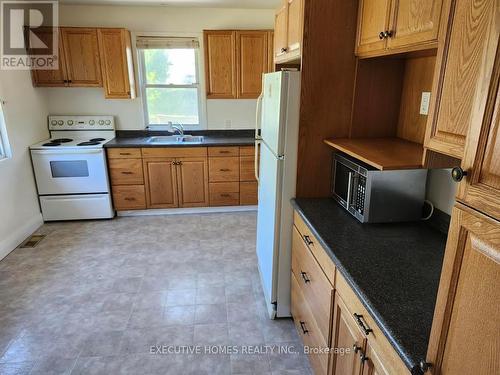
xmin=255 ymin=71 xmax=301 ymax=319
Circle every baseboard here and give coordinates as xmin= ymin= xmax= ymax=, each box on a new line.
xmin=0 ymin=213 xmax=43 ymax=261
xmin=117 ymin=205 xmax=257 ymax=217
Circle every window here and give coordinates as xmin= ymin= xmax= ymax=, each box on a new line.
xmin=0 ymin=100 xmax=11 ymax=161
xmin=137 ymin=36 xmax=202 ymax=127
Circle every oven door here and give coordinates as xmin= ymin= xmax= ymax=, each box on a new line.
xmin=332 ymin=155 xmax=358 ymax=210
xmin=31 ymin=149 xmax=110 ymax=195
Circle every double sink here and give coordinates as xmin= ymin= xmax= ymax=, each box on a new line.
xmin=146 ymin=135 xmax=204 ymax=144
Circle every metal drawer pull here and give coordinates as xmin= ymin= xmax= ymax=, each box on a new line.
xmin=219 ymin=151 xmax=230 ymax=154
xmin=360 ymin=353 xmax=368 ymax=363
xmin=352 ymin=344 xmax=361 ymax=354
xmin=303 ymin=235 xmax=313 ymax=246
xmin=353 ymin=313 xmax=372 ymax=335
xmin=220 ymin=168 xmax=230 ymax=172
xmin=121 ymin=171 xmax=133 ymax=175
xmin=221 ymin=194 xmax=230 ymax=197
xmin=119 ymin=153 xmax=131 ymax=156
xmin=300 ymin=271 xmax=310 ymax=284
xmin=299 ymin=321 xmax=309 ymax=334
xmin=124 ymin=197 xmax=136 ymax=201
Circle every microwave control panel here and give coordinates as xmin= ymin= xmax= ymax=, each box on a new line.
xmin=354 ymin=176 xmax=366 ymax=214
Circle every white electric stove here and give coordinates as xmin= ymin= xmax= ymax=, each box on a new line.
xmin=30 ymin=115 xmax=116 ymax=221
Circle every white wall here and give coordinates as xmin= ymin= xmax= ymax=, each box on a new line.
xmin=0 ymin=70 xmax=49 ymax=260
xmin=44 ymin=4 xmax=274 ymax=130
xmin=426 ymin=169 xmax=457 ymax=215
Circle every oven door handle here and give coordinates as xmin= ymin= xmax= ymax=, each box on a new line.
xmin=31 ymin=149 xmax=103 ymax=155
xmin=346 ymin=171 xmax=353 ymax=207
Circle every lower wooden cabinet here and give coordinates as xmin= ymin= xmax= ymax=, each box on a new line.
xmin=209 ymin=182 xmax=240 ymax=206
xmin=143 ymin=158 xmax=179 ymax=208
xmin=177 ymin=158 xmax=209 ymax=208
xmin=240 ymin=181 xmax=258 ymax=205
xmin=111 ymin=185 xmax=146 ymax=210
xmin=426 ymin=204 xmax=499 ymax=375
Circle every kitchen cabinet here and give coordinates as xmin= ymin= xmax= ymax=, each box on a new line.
xmin=30 ymin=28 xmax=68 ymax=87
xmin=426 ymin=204 xmax=499 ymax=375
xmin=61 ymin=27 xmax=102 ymax=86
xmin=204 ymin=30 xmax=272 ymax=99
xmin=209 ymin=146 xmax=240 ymax=206
xmin=424 ymin=0 xmax=498 ymax=162
xmin=108 ymin=158 xmax=144 ymax=185
xmin=356 ymin=0 xmax=444 ymax=57
xmin=143 ymin=158 xmax=179 ymax=209
xmin=176 ymin=157 xmax=209 ymax=208
xmin=111 ymin=185 xmax=146 ymax=210
xmin=97 ymin=28 xmax=136 ymax=99
xmin=361 ymin=341 xmax=391 ymax=375
xmin=273 ymin=0 xmax=304 ymax=63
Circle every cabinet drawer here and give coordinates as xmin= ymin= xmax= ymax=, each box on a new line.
xmin=293 ymin=211 xmax=336 ymax=285
xmin=142 ymin=147 xmax=207 ymax=158
xmin=108 ymin=159 xmax=144 ymax=185
xmin=107 ymin=148 xmax=142 ymax=159
xmin=210 ymin=191 xmax=240 ymax=206
xmin=209 ymin=157 xmax=240 ymax=182
xmin=240 ymin=155 xmax=256 ymax=181
xmin=112 ymin=185 xmax=146 ymax=210
xmin=208 ymin=147 xmax=240 ymax=157
xmin=209 ymin=182 xmax=239 ymax=194
xmin=292 ymin=226 xmax=333 ymax=345
xmin=240 ymin=146 xmax=255 ymax=156
xmin=240 ymin=181 xmax=257 ymax=205
xmin=291 ymin=272 xmax=329 ymax=375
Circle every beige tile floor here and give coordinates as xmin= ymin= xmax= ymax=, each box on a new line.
xmin=0 ymin=212 xmax=312 ymax=374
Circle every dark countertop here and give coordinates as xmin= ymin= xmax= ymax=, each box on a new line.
xmin=104 ymin=129 xmax=255 ymax=148
xmin=291 ymin=198 xmax=448 ymax=375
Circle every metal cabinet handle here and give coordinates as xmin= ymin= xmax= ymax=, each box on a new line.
xmin=353 ymin=313 xmax=372 ymax=335
xmin=121 ymin=171 xmax=133 ymax=175
xmin=300 ymin=271 xmax=310 ymax=284
xmin=385 ymin=30 xmax=393 ymax=38
xmin=219 ymin=150 xmax=230 ymax=154
xmin=299 ymin=321 xmax=309 ymax=334
xmin=451 ymin=167 xmax=468 ymax=182
xmin=303 ymin=235 xmax=313 ymax=246
xmin=220 ymin=168 xmax=230 ymax=172
xmin=352 ymin=344 xmax=362 ymax=354
xmin=360 ymin=353 xmax=368 ymax=363
xmin=221 ymin=194 xmax=230 ymax=197
xmin=420 ymin=361 xmax=432 ymax=373
xmin=119 ymin=153 xmax=131 ymax=156
xmin=124 ymin=197 xmax=136 ymax=201
xmin=379 ymin=31 xmax=385 ymax=40
xmin=281 ymin=47 xmax=288 ymax=53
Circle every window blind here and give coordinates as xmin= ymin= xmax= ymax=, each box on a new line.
xmin=136 ymin=36 xmax=199 ymax=49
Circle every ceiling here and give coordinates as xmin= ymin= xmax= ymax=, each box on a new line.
xmin=59 ymin=0 xmax=281 ymax=9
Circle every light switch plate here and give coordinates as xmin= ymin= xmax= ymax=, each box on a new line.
xmin=420 ymin=92 xmax=431 ymax=115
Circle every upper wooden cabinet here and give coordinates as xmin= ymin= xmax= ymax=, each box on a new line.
xmin=426 ymin=204 xmax=499 ymax=375
xmin=424 ymin=0 xmax=499 ymax=162
xmin=31 ymin=27 xmax=136 ymax=99
xmin=204 ymin=30 xmax=272 ymax=99
xmin=356 ymin=0 xmax=444 ymax=57
xmin=97 ymin=28 xmax=136 ymax=99
xmin=273 ymin=0 xmax=304 ymax=63
xmin=204 ymin=31 xmax=237 ymax=99
xmin=61 ymin=27 xmax=102 ymax=87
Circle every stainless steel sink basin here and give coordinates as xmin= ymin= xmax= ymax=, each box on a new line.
xmin=146 ymin=135 xmax=204 ymax=144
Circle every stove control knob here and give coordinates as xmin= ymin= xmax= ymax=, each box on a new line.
xmin=89 ymin=120 xmax=95 ymax=125
xmin=98 ymin=120 xmax=105 ymax=125
xmin=67 ymin=120 xmax=73 ymax=125
xmin=51 ymin=120 xmax=57 ymax=125
xmin=105 ymin=120 xmax=111 ymax=125
xmin=58 ymin=120 xmax=64 ymax=125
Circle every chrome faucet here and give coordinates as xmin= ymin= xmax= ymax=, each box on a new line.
xmin=170 ymin=122 xmax=184 ymax=136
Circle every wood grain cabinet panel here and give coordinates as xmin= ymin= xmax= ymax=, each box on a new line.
xmin=274 ymin=0 xmax=288 ymax=60
xmin=273 ymin=0 xmax=304 ymax=63
xmin=204 ymin=31 xmax=237 ymax=99
xmin=61 ymin=28 xmax=102 ymax=87
xmin=286 ymin=0 xmax=304 ymax=56
xmin=143 ymin=158 xmax=179 ymax=208
xmin=361 ymin=340 xmax=392 ymax=375
xmin=31 ymin=28 xmax=68 ymax=87
xmin=239 ymin=182 xmax=258 ymax=205
xmin=356 ymin=0 xmax=392 ymax=56
xmin=108 ymin=158 xmax=144 ymax=185
xmin=177 ymin=158 xmax=209 ymax=208
xmin=112 ymin=185 xmax=146 ymax=210
xmin=237 ymin=31 xmax=268 ymax=99
xmin=426 ymin=204 xmax=500 ymax=375
xmin=209 ymin=157 xmax=240 ymax=182
xmin=107 ymin=148 xmax=142 ymax=159
xmin=240 ymin=155 xmax=256 ymax=182
xmin=209 ymin=182 xmax=240 ymax=206
xmin=387 ymin=0 xmax=443 ymax=50
xmin=98 ymin=28 xmax=136 ymax=99
xmin=208 ymin=147 xmax=239 ymax=157
xmin=424 ymin=0 xmax=498 ymax=160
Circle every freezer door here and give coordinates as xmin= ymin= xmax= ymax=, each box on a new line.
xmin=256 ymin=142 xmax=283 ymax=317
xmin=261 ymin=72 xmax=287 ymax=156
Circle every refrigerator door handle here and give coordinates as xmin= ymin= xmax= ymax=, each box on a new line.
xmin=255 ymin=92 xmax=263 ymax=140
xmin=255 ymin=141 xmax=260 ymax=182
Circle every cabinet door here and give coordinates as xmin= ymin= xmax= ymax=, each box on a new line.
xmin=457 ymin=40 xmax=500 ymax=220
xmin=143 ymin=158 xmax=178 ymax=208
xmin=387 ymin=0 xmax=443 ymax=50
xmin=356 ymin=0 xmax=392 ymax=56
xmin=331 ymin=293 xmax=366 ymax=375
xmin=267 ymin=31 xmax=275 ymax=72
xmin=98 ymin=28 xmax=135 ymax=99
xmin=237 ymin=31 xmax=268 ymax=99
xmin=424 ymin=0 xmax=498 ymax=159
xmin=61 ymin=28 xmax=102 ymax=87
xmin=177 ymin=157 xmax=209 ymax=208
xmin=426 ymin=205 xmax=500 ymax=375
xmin=361 ymin=341 xmax=391 ymax=375
xmin=287 ymin=0 xmax=304 ymax=55
xmin=204 ymin=31 xmax=237 ymax=99
xmin=274 ymin=1 xmax=288 ymax=59
xmin=31 ymin=28 xmax=68 ymax=87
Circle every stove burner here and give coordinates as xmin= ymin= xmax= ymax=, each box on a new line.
xmin=77 ymin=141 xmax=101 ymax=146
xmin=89 ymin=138 xmax=106 ymax=142
xmin=52 ymin=138 xmax=73 ymax=143
xmin=43 ymin=142 xmax=61 ymax=147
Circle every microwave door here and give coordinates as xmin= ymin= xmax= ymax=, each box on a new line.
xmin=333 ymin=159 xmax=356 ymax=209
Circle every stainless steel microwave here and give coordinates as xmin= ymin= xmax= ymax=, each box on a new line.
xmin=331 ymin=153 xmax=427 ymax=223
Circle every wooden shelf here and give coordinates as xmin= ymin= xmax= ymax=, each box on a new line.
xmin=323 ymin=137 xmax=424 ymax=170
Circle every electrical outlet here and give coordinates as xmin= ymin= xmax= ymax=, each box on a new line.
xmin=225 ymin=120 xmax=231 ymax=129
xmin=420 ymin=92 xmax=431 ymax=115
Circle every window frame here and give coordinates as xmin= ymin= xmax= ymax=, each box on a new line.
xmin=137 ymin=40 xmax=204 ymax=130
xmin=0 ymin=100 xmax=11 ymax=161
